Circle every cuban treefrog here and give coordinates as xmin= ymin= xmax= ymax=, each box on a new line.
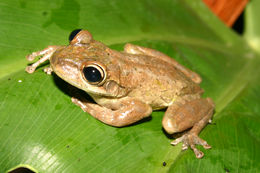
xmin=26 ymin=29 xmax=215 ymax=158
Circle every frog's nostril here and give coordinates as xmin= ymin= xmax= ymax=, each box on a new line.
xmin=69 ymin=29 xmax=82 ymax=42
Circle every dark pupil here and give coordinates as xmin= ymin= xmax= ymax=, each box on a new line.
xmin=83 ymin=67 xmax=102 ymax=83
xmin=69 ymin=29 xmax=82 ymax=42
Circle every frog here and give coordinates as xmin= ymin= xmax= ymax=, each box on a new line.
xmin=25 ymin=29 xmax=215 ymax=158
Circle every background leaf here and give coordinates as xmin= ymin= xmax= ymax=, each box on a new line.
xmin=0 ymin=0 xmax=259 ymax=172
xmin=244 ymin=0 xmax=260 ymax=52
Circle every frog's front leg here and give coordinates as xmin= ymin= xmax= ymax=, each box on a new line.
xmin=162 ymin=97 xmax=214 ymax=158
xmin=124 ymin=43 xmax=201 ymax=84
xmin=25 ymin=46 xmax=60 ymax=74
xmin=72 ymin=97 xmax=152 ymax=127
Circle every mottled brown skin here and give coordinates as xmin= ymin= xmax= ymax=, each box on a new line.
xmin=26 ymin=30 xmax=215 ymax=158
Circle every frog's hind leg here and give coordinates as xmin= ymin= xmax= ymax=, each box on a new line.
xmin=162 ymin=97 xmax=214 ymax=158
xmin=26 ymin=46 xmax=59 ymax=74
xmin=124 ymin=43 xmax=201 ymax=84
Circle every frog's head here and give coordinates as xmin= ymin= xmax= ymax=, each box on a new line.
xmin=50 ymin=29 xmax=127 ymax=98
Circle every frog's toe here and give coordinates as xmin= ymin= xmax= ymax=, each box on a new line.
xmin=43 ymin=67 xmax=53 ymax=75
xmin=193 ymin=148 xmax=204 ymax=158
xmin=25 ymin=65 xmax=35 ymax=73
xmin=26 ymin=53 xmax=37 ymax=61
xmin=170 ymin=133 xmax=211 ymax=159
xmin=171 ymin=136 xmax=183 ymax=145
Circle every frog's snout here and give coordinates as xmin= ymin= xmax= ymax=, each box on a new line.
xmin=50 ymin=56 xmax=81 ymax=82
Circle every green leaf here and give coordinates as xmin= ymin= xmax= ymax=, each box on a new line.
xmin=0 ymin=0 xmax=260 ymax=172
xmin=244 ymin=0 xmax=260 ymax=52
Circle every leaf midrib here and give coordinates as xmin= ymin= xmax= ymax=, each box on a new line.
xmin=215 ymin=56 xmax=257 ymax=115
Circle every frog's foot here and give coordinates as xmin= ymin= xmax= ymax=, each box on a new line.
xmin=43 ymin=66 xmax=53 ymax=75
xmin=26 ymin=46 xmax=59 ymax=73
xmin=171 ymin=133 xmax=211 ymax=158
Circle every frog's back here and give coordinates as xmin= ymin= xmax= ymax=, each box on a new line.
xmin=115 ymin=52 xmax=203 ymax=109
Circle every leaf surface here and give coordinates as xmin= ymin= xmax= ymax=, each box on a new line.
xmin=0 ymin=0 xmax=259 ymax=172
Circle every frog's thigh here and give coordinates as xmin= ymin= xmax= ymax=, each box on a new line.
xmin=72 ymin=97 xmax=152 ymax=127
xmin=124 ymin=43 xmax=167 ymax=57
xmin=124 ymin=43 xmax=201 ymax=84
xmin=162 ymin=98 xmax=214 ymax=134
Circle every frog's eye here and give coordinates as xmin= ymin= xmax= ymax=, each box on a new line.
xmin=69 ymin=29 xmax=93 ymax=44
xmin=82 ymin=64 xmax=106 ymax=85
xmin=69 ymin=29 xmax=82 ymax=42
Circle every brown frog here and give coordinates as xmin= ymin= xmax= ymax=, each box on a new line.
xmin=26 ymin=29 xmax=215 ymax=158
